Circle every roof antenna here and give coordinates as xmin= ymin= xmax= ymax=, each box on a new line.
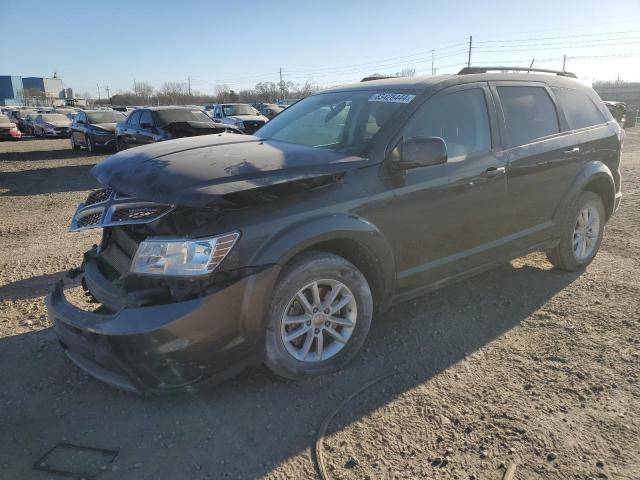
xmin=529 ymin=58 xmax=535 ymax=72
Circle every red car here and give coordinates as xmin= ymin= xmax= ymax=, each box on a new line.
xmin=0 ymin=114 xmax=22 ymax=140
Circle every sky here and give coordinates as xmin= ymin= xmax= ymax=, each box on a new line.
xmin=2 ymin=0 xmax=640 ymax=98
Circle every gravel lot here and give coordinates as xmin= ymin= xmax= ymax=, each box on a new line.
xmin=1 ymin=132 xmax=639 ymax=480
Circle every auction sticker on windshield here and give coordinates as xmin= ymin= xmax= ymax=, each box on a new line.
xmin=368 ymin=93 xmax=416 ymax=103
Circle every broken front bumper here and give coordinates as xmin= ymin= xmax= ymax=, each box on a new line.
xmin=46 ymin=264 xmax=279 ymax=394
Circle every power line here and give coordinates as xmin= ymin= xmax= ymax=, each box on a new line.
xmin=475 ymin=29 xmax=640 ymax=44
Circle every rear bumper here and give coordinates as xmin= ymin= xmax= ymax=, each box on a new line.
xmin=46 ymin=264 xmax=279 ymax=394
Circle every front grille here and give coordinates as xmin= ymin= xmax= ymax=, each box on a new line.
xmin=56 ymin=128 xmax=69 ymax=133
xmin=77 ymin=212 xmax=102 ymax=227
xmin=70 ymin=188 xmax=174 ymax=232
xmin=86 ymin=188 xmax=113 ymax=205
xmin=243 ymin=120 xmax=265 ymax=133
xmin=111 ymin=206 xmax=171 ymax=222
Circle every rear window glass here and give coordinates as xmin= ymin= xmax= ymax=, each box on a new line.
xmin=497 ymin=86 xmax=559 ymax=148
xmin=553 ymin=88 xmax=605 ymax=130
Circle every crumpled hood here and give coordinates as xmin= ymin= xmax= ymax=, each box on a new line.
xmin=91 ymin=134 xmax=366 ymax=207
xmin=47 ymin=121 xmax=71 ymax=128
xmin=92 ymin=122 xmax=117 ymax=132
xmin=223 ymin=115 xmax=266 ymax=123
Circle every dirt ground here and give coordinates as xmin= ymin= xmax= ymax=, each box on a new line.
xmin=0 ymin=132 xmax=638 ymax=480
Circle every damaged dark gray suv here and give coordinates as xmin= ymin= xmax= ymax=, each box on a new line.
xmin=47 ymin=67 xmax=623 ymax=393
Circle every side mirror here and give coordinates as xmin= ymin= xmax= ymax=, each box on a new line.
xmin=395 ymin=137 xmax=447 ymax=170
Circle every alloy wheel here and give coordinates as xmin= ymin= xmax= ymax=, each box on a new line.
xmin=280 ymin=279 xmax=357 ymax=362
xmin=573 ymin=204 xmax=600 ymax=261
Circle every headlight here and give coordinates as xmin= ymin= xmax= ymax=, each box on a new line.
xmin=131 ymin=232 xmax=240 ymax=276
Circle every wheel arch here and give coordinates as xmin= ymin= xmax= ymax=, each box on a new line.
xmin=252 ymin=213 xmax=396 ymax=311
xmin=555 ymin=161 xmax=616 ymax=224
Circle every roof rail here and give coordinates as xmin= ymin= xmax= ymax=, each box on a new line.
xmin=458 ymin=66 xmax=577 ymax=79
xmin=360 ymin=75 xmax=396 ymax=82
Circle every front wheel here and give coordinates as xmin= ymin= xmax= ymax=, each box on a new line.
xmin=265 ymin=251 xmax=373 ymax=380
xmin=546 ymin=191 xmax=605 ymax=271
xmin=86 ymin=134 xmax=95 ymax=153
xmin=116 ymin=136 xmax=126 ymax=151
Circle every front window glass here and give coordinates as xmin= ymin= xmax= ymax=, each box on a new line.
xmin=404 ymin=88 xmax=491 ymax=161
xmin=256 ymin=90 xmax=413 ymax=155
xmin=155 ymin=109 xmax=212 ymax=126
xmin=222 ymin=104 xmax=255 ymax=116
xmin=87 ymin=111 xmax=125 ymax=124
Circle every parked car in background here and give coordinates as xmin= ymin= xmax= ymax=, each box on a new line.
xmin=23 ymin=112 xmax=41 ymax=135
xmin=115 ymin=106 xmax=242 ymax=150
xmin=0 ymin=114 xmax=22 ymax=140
xmin=70 ymin=110 xmax=126 ymax=152
xmin=33 ymin=113 xmax=72 ymax=137
xmin=49 ymin=67 xmax=623 ymax=393
xmin=603 ymin=101 xmax=626 ymax=124
xmin=257 ymin=103 xmax=284 ymax=119
xmin=209 ymin=103 xmax=269 ymax=134
xmin=10 ymin=109 xmax=37 ymax=134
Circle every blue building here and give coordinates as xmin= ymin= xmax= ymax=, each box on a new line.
xmin=0 ymin=75 xmax=23 ymax=106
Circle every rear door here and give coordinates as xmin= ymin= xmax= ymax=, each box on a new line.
xmin=491 ymin=82 xmax=580 ymax=248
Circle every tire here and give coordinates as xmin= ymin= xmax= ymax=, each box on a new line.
xmin=546 ymin=191 xmax=606 ymax=271
xmin=70 ymin=136 xmax=80 ymax=150
xmin=265 ymin=251 xmax=373 ymax=380
xmin=86 ymin=134 xmax=95 ymax=153
xmin=116 ymin=136 xmax=126 ymax=151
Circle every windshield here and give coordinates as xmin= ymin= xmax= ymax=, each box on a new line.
xmin=0 ymin=115 xmax=10 ymax=123
xmin=255 ymin=90 xmax=414 ymax=155
xmin=41 ymin=114 xmax=69 ymax=122
xmin=16 ymin=110 xmax=36 ymax=118
xmin=155 ymin=109 xmax=212 ymax=126
xmin=222 ymin=104 xmax=256 ymax=116
xmin=87 ymin=111 xmax=125 ymax=124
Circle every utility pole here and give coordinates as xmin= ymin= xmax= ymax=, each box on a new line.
xmin=279 ymin=67 xmax=284 ymax=101
xmin=562 ymin=54 xmax=566 ymax=71
xmin=97 ymin=84 xmax=101 ymax=101
xmin=467 ymin=35 xmax=473 ymax=68
xmin=105 ymin=86 xmax=111 ymax=104
xmin=431 ymin=49 xmax=435 ymax=75
xmin=188 ymin=76 xmax=191 ymax=96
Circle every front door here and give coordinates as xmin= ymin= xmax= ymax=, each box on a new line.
xmin=381 ymin=83 xmax=511 ymax=295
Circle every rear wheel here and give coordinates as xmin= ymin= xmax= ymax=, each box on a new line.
xmin=70 ymin=135 xmax=80 ymax=150
xmin=265 ymin=251 xmax=373 ymax=380
xmin=546 ymin=191 xmax=605 ymax=271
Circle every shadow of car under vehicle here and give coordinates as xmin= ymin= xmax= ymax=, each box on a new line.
xmin=0 ymin=257 xmax=580 ymax=479
xmin=0 ymin=165 xmax=99 ymax=196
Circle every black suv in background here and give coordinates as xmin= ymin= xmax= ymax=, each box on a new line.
xmin=70 ymin=110 xmax=126 ymax=152
xmin=48 ymin=67 xmax=623 ymax=393
xmin=114 ymin=106 xmax=242 ymax=150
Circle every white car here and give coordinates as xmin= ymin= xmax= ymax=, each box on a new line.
xmin=209 ymin=103 xmax=269 ymax=134
xmin=33 ymin=113 xmax=72 ymax=138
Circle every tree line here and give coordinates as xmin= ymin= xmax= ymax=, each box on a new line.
xmin=94 ymin=69 xmax=417 ymax=106
xmin=94 ymin=80 xmax=321 ymax=106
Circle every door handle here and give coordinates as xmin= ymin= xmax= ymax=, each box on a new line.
xmin=564 ymin=147 xmax=580 ymax=155
xmin=481 ymin=166 xmax=506 ymax=178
